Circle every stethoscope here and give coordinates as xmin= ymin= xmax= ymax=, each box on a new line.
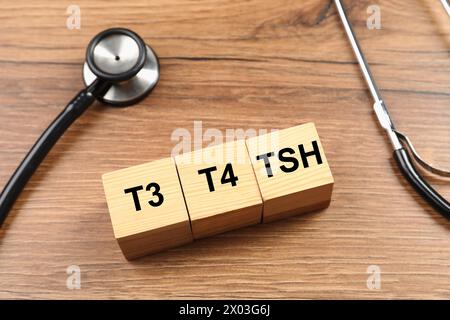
xmin=0 ymin=4 xmax=449 ymax=228
xmin=335 ymin=0 xmax=450 ymax=219
xmin=0 ymin=28 xmax=160 ymax=226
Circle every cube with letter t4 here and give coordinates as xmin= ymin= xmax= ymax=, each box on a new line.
xmin=102 ymin=158 xmax=193 ymax=260
xmin=175 ymin=140 xmax=263 ymax=239
xmin=246 ymin=123 xmax=334 ymax=222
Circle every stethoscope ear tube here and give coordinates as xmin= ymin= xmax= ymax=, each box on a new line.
xmin=0 ymin=80 xmax=110 ymax=227
xmin=394 ymin=148 xmax=450 ymax=219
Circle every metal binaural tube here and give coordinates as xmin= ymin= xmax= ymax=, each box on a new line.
xmin=334 ymin=0 xmax=383 ymax=104
xmin=334 ymin=0 xmax=402 ymax=150
xmin=440 ymin=0 xmax=450 ymax=18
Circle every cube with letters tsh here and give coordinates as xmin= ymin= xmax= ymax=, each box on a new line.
xmin=246 ymin=123 xmax=334 ymax=222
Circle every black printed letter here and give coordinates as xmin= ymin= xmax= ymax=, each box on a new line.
xmin=198 ymin=166 xmax=218 ymax=192
xmin=124 ymin=185 xmax=144 ymax=211
xmin=278 ymin=147 xmax=299 ymax=173
xmin=256 ymin=152 xmax=275 ymax=177
xmin=298 ymin=141 xmax=322 ymax=168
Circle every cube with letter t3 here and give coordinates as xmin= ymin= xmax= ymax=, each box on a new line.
xmin=102 ymin=158 xmax=193 ymax=260
xmin=175 ymin=140 xmax=263 ymax=239
xmin=246 ymin=123 xmax=334 ymax=222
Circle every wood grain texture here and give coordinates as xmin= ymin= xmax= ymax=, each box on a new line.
xmin=0 ymin=0 xmax=449 ymax=299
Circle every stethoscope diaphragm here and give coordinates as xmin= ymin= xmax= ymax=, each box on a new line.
xmin=83 ymin=28 xmax=160 ymax=106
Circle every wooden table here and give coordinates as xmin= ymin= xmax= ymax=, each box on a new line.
xmin=0 ymin=0 xmax=449 ymax=299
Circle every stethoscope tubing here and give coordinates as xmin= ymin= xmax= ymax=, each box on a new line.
xmin=0 ymin=80 xmax=110 ymax=226
xmin=394 ymin=149 xmax=450 ymax=218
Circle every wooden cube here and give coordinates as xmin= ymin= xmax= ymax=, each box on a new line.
xmin=175 ymin=140 xmax=263 ymax=239
xmin=246 ymin=123 xmax=334 ymax=222
xmin=102 ymin=158 xmax=193 ymax=260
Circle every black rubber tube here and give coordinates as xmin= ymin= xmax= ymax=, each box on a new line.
xmin=394 ymin=148 xmax=450 ymax=219
xmin=0 ymin=86 xmax=100 ymax=227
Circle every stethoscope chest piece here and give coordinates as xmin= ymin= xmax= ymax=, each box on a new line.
xmin=83 ymin=28 xmax=160 ymax=106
